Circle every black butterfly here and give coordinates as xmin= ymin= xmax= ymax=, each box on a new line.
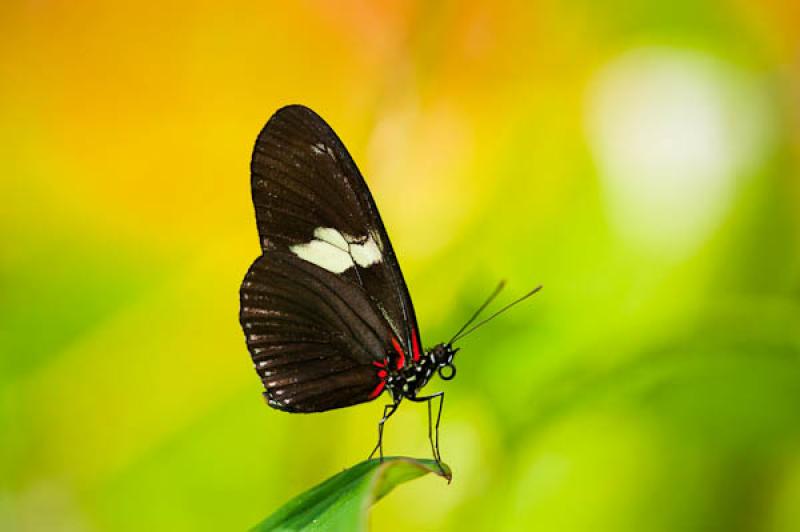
xmin=239 ymin=105 xmax=540 ymax=466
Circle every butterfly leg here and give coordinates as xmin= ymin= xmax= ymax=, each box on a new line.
xmin=368 ymin=402 xmax=399 ymax=463
xmin=409 ymin=392 xmax=445 ymax=469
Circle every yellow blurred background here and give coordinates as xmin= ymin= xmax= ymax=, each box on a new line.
xmin=2 ymin=1 xmax=800 ymax=530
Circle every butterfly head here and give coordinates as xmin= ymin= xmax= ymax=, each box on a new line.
xmin=429 ymin=343 xmax=459 ymax=381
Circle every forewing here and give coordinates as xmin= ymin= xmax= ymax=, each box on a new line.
xmin=240 ymin=251 xmax=391 ymax=412
xmin=250 ymin=105 xmax=421 ymax=354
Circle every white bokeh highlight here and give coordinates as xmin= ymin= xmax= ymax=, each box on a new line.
xmin=585 ymin=47 xmax=775 ymax=256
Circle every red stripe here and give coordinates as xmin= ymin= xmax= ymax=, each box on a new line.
xmin=391 ymin=336 xmax=406 ymax=370
xmin=368 ymin=380 xmax=386 ymax=399
xmin=411 ymin=328 xmax=421 ymax=362
xmin=373 ymin=360 xmax=385 ymax=368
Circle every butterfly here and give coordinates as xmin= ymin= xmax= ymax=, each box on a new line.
xmin=239 ymin=105 xmax=540 ymax=467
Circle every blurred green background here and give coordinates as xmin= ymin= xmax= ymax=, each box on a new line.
xmin=2 ymin=1 xmax=800 ymax=530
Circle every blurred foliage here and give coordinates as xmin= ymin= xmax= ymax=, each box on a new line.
xmin=1 ymin=1 xmax=799 ymax=531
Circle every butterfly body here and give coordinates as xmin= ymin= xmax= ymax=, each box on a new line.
xmin=382 ymin=343 xmax=457 ymax=401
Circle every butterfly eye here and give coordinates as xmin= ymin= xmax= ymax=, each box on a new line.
xmin=438 ymin=363 xmax=456 ymax=381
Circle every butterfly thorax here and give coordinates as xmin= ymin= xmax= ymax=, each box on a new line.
xmin=386 ymin=343 xmax=458 ymax=400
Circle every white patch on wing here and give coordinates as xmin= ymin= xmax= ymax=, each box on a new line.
xmin=289 ymin=227 xmax=384 ymax=273
xmin=311 ymin=143 xmax=336 ymax=161
xmin=313 ymin=227 xmax=349 ymax=250
xmin=350 ymin=235 xmax=381 ymax=267
xmin=290 ymin=238 xmax=354 ymax=273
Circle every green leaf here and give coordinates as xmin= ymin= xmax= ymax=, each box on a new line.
xmin=252 ymin=457 xmax=452 ymax=531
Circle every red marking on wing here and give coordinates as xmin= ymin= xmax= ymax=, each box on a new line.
xmin=368 ymin=380 xmax=386 ymax=399
xmin=377 ymin=369 xmax=387 ymax=379
xmin=411 ymin=328 xmax=421 ymax=362
xmin=373 ymin=360 xmax=385 ymax=368
xmin=391 ymin=336 xmax=406 ymax=370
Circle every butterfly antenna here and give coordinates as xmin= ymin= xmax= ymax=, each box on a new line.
xmin=448 ymin=281 xmax=506 ymax=345
xmin=451 ymin=285 xmax=542 ymax=344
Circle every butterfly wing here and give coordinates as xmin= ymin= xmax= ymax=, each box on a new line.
xmin=240 ymin=251 xmax=391 ymax=412
xmin=248 ymin=105 xmax=421 ymax=356
xmin=240 ymin=105 xmax=422 ymax=412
